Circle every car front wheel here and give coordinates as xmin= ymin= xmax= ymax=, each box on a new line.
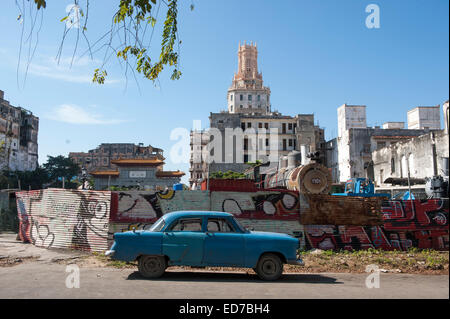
xmin=138 ymin=255 xmax=166 ymax=278
xmin=255 ymin=253 xmax=283 ymax=281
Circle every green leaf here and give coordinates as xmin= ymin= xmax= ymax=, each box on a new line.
xmin=60 ymin=16 xmax=69 ymax=22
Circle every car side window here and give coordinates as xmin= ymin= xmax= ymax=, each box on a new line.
xmin=170 ymin=218 xmax=202 ymax=232
xmin=207 ymin=218 xmax=236 ymax=233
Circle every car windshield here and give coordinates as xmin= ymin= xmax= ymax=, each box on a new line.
xmin=231 ymin=216 xmax=248 ymax=233
xmin=148 ymin=217 xmax=165 ymax=232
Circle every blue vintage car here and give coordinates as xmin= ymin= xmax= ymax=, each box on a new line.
xmin=106 ymin=211 xmax=304 ymax=280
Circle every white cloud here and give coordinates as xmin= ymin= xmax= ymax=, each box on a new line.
xmin=47 ymin=104 xmax=126 ymax=125
xmin=26 ymin=54 xmax=119 ymax=84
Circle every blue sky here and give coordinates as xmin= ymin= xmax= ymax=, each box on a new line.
xmin=0 ymin=0 xmax=448 ymax=184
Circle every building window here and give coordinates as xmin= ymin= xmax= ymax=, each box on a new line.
xmin=241 ymin=123 xmax=245 ymax=130
xmin=230 ymin=105 xmax=233 ymax=112
xmin=289 ymin=139 xmax=293 ymax=147
xmin=240 ymin=105 xmax=243 ymax=109
xmin=377 ymin=141 xmax=386 ymax=149
xmin=247 ymin=122 xmax=251 ymax=128
xmin=265 ymin=138 xmax=269 ymax=146
xmin=230 ymin=94 xmax=233 ymax=101
xmin=283 ymin=139 xmax=287 ymax=151
xmin=288 ymin=123 xmax=293 ymax=130
xmin=240 ymin=94 xmax=243 ymax=101
xmin=248 ymin=95 xmax=252 ymax=101
xmin=258 ymin=123 xmax=262 ymax=128
xmin=249 ymin=104 xmax=252 ymax=108
xmin=363 ymin=144 xmax=371 ymax=153
xmin=391 ymin=158 xmax=395 ymax=173
xmin=257 ymin=95 xmax=260 ymax=101
xmin=265 ymin=123 xmax=269 ymax=129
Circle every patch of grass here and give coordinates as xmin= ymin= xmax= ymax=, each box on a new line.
xmin=296 ymin=248 xmax=449 ymax=274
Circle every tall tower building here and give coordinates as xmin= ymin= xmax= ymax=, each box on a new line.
xmin=227 ymin=42 xmax=271 ymax=114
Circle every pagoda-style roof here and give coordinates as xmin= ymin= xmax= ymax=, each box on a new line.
xmin=155 ymin=170 xmax=185 ymax=178
xmin=110 ymin=159 xmax=165 ymax=166
xmin=90 ymin=170 xmax=120 ymax=177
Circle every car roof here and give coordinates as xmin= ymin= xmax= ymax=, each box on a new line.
xmin=162 ymin=211 xmax=233 ymax=223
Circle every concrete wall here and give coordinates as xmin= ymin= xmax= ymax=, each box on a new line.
xmin=383 ymin=122 xmax=405 ymax=129
xmin=325 ymin=138 xmax=339 ymax=182
xmin=337 ymin=104 xmax=367 ymax=138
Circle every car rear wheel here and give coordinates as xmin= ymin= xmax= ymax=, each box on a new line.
xmin=255 ymin=253 xmax=283 ymax=281
xmin=138 ymin=255 xmax=166 ymax=279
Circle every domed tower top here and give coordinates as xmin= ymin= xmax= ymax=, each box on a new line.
xmin=227 ymin=41 xmax=271 ymax=114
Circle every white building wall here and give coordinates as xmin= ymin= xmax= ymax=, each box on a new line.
xmin=337 ymin=104 xmax=367 ymax=137
xmin=407 ymin=106 xmax=441 ymax=130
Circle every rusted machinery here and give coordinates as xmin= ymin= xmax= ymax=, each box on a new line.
xmin=264 ymin=162 xmax=332 ymax=194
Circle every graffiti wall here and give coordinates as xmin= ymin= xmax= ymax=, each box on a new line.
xmin=16 ymin=188 xmax=111 ymax=252
xmin=110 ymin=190 xmax=210 ymax=223
xmin=108 ymin=189 xmax=302 ymax=243
xmin=210 ymin=190 xmax=300 ymax=220
xmin=303 ymin=199 xmax=449 ymax=251
xmin=16 ymin=188 xmax=449 ymax=252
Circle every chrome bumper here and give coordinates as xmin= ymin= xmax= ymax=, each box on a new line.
xmin=287 ymin=258 xmax=304 ymax=266
xmin=105 ymin=250 xmax=115 ymax=257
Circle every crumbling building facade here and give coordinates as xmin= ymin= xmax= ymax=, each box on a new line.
xmin=331 ymin=103 xmax=440 ymax=183
xmin=0 ymin=90 xmax=39 ymax=171
xmin=372 ymin=102 xmax=449 ymax=186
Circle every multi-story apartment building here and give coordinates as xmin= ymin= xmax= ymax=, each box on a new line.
xmin=69 ymin=143 xmax=164 ymax=173
xmin=189 ymin=42 xmax=325 ymax=186
xmin=0 ymin=90 xmax=39 ymax=171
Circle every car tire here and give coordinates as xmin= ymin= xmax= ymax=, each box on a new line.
xmin=138 ymin=255 xmax=167 ymax=279
xmin=255 ymin=253 xmax=283 ymax=281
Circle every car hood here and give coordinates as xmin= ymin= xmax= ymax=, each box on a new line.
xmin=248 ymin=230 xmax=296 ymax=240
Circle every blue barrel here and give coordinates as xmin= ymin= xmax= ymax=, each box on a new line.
xmin=173 ymin=183 xmax=183 ymax=191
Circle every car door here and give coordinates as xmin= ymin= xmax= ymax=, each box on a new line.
xmin=162 ymin=217 xmax=206 ymax=266
xmin=203 ymin=217 xmax=245 ymax=266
